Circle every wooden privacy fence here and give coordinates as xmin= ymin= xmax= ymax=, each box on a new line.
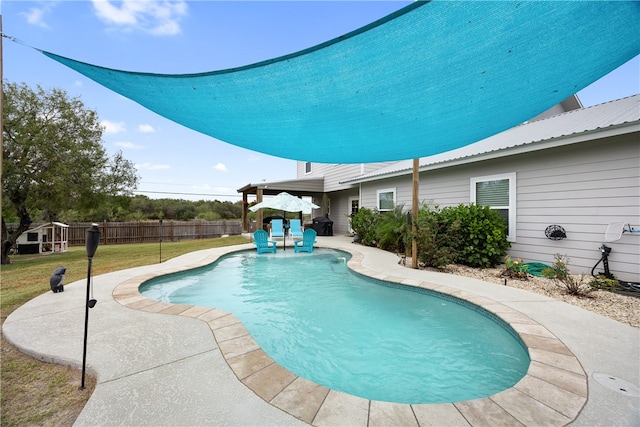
xmin=11 ymin=221 xmax=242 ymax=246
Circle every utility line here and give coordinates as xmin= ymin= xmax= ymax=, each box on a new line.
xmin=140 ymin=181 xmax=219 ymax=187
xmin=133 ymin=190 xmax=242 ymax=198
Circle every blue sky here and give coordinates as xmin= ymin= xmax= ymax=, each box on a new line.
xmin=3 ymin=1 xmax=639 ymax=202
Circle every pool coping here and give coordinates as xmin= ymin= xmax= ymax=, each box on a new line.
xmin=112 ymin=243 xmax=588 ymax=427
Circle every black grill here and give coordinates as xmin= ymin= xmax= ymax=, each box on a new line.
xmin=311 ymin=215 xmax=333 ymax=236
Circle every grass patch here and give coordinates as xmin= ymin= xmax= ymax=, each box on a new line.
xmin=1 ymin=235 xmax=249 ymax=427
xmin=1 ymin=235 xmax=249 ymax=319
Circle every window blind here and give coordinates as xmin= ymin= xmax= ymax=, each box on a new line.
xmin=476 ymin=179 xmax=509 ymax=206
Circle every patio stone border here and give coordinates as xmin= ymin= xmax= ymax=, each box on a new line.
xmin=112 ymin=246 xmax=587 ymax=427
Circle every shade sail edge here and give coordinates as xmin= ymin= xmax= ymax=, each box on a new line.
xmin=41 ymin=1 xmax=640 ymax=163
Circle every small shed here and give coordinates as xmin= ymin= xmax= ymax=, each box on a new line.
xmin=17 ymin=222 xmax=69 ymax=254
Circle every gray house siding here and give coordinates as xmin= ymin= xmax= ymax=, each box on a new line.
xmin=297 ymin=161 xmax=394 ymax=228
xmin=283 ymin=97 xmax=639 ymax=280
xmin=297 ymin=162 xmax=394 ymax=192
xmin=511 ymin=135 xmax=639 ymax=281
xmin=322 ymin=188 xmax=360 ymax=234
xmin=355 ymin=134 xmax=639 ymax=281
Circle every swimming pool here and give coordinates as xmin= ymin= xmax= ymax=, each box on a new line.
xmin=141 ymin=248 xmax=530 ymax=404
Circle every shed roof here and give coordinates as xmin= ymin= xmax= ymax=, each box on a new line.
xmin=342 ymin=94 xmax=640 ymax=184
xmin=28 ymin=222 xmax=70 ymax=231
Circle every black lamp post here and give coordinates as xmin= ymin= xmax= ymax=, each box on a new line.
xmin=159 ymin=218 xmax=163 ymax=263
xmin=81 ymin=224 xmax=100 ymax=389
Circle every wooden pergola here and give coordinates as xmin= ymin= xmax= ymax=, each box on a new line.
xmin=237 ymin=178 xmax=325 ymax=232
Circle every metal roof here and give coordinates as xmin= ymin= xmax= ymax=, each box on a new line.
xmin=237 ymin=177 xmax=324 ymax=196
xmin=342 ymin=94 xmax=640 ymax=184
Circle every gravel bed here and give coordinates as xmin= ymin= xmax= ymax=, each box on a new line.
xmin=423 ymin=264 xmax=640 ymax=328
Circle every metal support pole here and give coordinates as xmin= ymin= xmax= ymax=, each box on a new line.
xmin=159 ymin=219 xmax=163 ymax=263
xmin=412 ymin=158 xmax=419 ymax=269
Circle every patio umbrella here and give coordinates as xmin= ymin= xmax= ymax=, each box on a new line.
xmin=250 ymin=192 xmax=319 ymax=250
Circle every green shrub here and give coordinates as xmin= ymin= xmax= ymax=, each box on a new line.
xmin=354 ymin=202 xmax=509 ymax=269
xmin=197 ymin=211 xmax=222 ymax=221
xmin=502 ymin=255 xmax=528 ymax=279
xmin=411 ymin=204 xmax=460 ymax=268
xmin=440 ymin=204 xmax=510 ymax=268
xmin=542 ymin=255 xmax=569 ymax=281
xmin=376 ymin=205 xmax=410 ymax=253
xmin=588 ymin=275 xmax=619 ymax=292
xmin=350 ymin=207 xmax=380 ymax=246
xmin=543 ymin=254 xmax=595 ymax=296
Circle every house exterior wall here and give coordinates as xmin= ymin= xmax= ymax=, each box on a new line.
xmin=511 ymin=135 xmax=639 ymax=282
xmin=353 ymin=134 xmax=639 ymax=281
xmin=297 ymin=162 xmax=394 ymax=192
xmin=320 ymin=188 xmax=360 ymax=234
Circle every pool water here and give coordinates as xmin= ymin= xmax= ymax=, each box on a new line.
xmin=141 ymin=248 xmax=530 ymax=404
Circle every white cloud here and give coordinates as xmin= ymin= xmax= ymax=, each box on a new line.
xmin=101 ymin=120 xmax=126 ymax=134
xmin=91 ymin=0 xmax=188 ymax=36
xmin=214 ymin=163 xmax=228 ymax=172
xmin=137 ymin=124 xmax=155 ymax=133
xmin=22 ymin=6 xmax=51 ymax=28
xmin=136 ymin=162 xmax=170 ymax=171
xmin=115 ymin=141 xmax=145 ymax=149
xmin=73 ymin=80 xmax=83 ymax=87
xmin=92 ymin=0 xmax=137 ymax=25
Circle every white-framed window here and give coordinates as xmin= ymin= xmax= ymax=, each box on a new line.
xmin=377 ymin=188 xmax=396 ymax=212
xmin=305 ymin=162 xmax=312 ymax=174
xmin=470 ymin=173 xmax=516 ymax=242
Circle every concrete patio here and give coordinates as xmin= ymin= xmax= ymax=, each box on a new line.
xmin=3 ymin=236 xmax=639 ymax=426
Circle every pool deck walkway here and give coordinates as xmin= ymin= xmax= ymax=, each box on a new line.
xmin=3 ymin=236 xmax=639 ymax=426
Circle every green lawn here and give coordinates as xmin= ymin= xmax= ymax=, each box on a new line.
xmin=0 ymin=235 xmax=250 ymax=427
xmin=1 ymin=235 xmax=250 ymax=319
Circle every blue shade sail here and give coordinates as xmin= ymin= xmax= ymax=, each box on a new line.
xmin=42 ymin=1 xmax=640 ymax=164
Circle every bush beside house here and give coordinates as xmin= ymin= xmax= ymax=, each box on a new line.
xmin=351 ymin=203 xmax=510 ymax=269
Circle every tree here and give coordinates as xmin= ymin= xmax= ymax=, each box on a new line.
xmin=175 ymin=204 xmax=197 ymax=221
xmin=1 ymin=81 xmax=139 ymax=264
